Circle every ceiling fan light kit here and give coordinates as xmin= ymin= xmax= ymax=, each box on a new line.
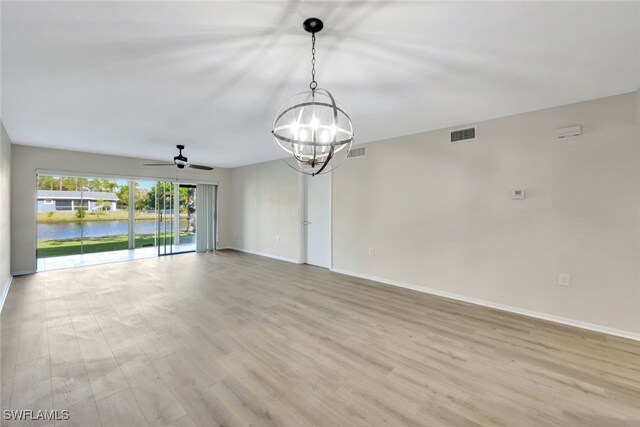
xmin=271 ymin=18 xmax=354 ymax=176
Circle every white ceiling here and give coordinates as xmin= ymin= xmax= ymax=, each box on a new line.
xmin=1 ymin=1 xmax=638 ymax=168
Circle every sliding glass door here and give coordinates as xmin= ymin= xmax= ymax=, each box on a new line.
xmin=133 ymin=180 xmax=158 ymax=251
xmin=155 ymin=181 xmax=174 ymax=256
xmin=36 ymin=175 xmax=126 ymax=259
xmin=177 ymin=184 xmax=197 ymax=253
xmin=155 ymin=182 xmax=197 ymax=256
xmin=37 ymin=173 xmax=207 ymax=270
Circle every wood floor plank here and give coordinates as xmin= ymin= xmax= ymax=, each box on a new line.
xmin=1 ymin=250 xmax=638 ymax=426
xmin=120 ymin=359 xmax=187 ymax=425
xmin=95 ymin=388 xmax=147 ymax=427
xmin=10 ymin=357 xmax=53 ymax=427
xmin=1 ymin=327 xmax=20 ymax=382
xmin=51 ymin=377 xmax=101 ymax=427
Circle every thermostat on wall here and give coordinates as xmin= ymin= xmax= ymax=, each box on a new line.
xmin=512 ymin=189 xmax=526 ymax=200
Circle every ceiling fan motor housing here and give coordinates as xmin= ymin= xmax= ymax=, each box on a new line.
xmin=174 ymin=144 xmax=188 ymax=168
xmin=174 ymin=156 xmax=188 ymax=168
xmin=143 ymin=145 xmax=213 ymax=170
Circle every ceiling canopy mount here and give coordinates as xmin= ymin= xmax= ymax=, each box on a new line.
xmin=302 ymin=17 xmax=323 ymax=34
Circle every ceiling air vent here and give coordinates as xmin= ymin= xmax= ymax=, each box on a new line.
xmin=347 ymin=146 xmax=366 ymax=159
xmin=450 ymin=126 xmax=477 ymax=143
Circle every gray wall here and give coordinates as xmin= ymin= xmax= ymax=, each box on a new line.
xmin=0 ymin=121 xmax=12 ymax=308
xmin=332 ymin=92 xmax=639 ymax=336
xmin=11 ymin=145 xmax=231 ymax=273
xmin=228 ymin=92 xmax=640 ymax=337
xmin=227 ymin=159 xmax=301 ymax=262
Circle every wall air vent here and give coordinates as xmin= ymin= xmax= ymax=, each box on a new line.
xmin=347 ymin=146 xmax=366 ymax=159
xmin=450 ymin=126 xmax=477 ymax=143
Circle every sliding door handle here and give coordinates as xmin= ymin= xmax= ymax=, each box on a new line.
xmin=303 ymin=221 xmax=312 ymax=225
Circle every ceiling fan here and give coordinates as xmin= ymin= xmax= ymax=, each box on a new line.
xmin=143 ymin=145 xmax=214 ymax=170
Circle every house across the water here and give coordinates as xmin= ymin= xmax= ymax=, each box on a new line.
xmin=37 ymin=190 xmax=118 ymax=212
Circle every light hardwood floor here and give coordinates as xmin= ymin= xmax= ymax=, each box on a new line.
xmin=1 ymin=250 xmax=639 ymax=426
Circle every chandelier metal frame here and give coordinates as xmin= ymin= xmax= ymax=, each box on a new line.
xmin=271 ymin=17 xmax=354 ymax=176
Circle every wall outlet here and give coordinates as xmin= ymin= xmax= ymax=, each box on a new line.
xmin=558 ymin=273 xmax=571 ymax=287
xmin=368 ymin=248 xmax=375 ymax=256
xmin=276 ymin=235 xmax=280 ymax=243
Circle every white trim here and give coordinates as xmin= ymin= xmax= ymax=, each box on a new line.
xmin=330 ymin=267 xmax=640 ymax=342
xmin=228 ymin=247 xmax=301 ymax=264
xmin=301 ymin=173 xmax=332 ymax=269
xmin=214 ymin=185 xmax=219 ymax=250
xmin=329 ymin=173 xmax=333 ymax=270
xmin=298 ymin=174 xmax=305 ymax=264
xmin=36 ymin=169 xmax=219 ymax=185
xmin=0 ymin=275 xmax=13 ymax=313
xmin=173 ymin=183 xmax=181 ymax=245
xmin=128 ymin=181 xmax=135 ymax=250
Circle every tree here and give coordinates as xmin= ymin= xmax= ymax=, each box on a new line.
xmin=87 ymin=179 xmax=103 ymax=191
xmin=134 ymin=188 xmax=150 ymax=210
xmin=102 ymin=179 xmax=117 ymax=192
xmin=59 ymin=177 xmax=83 ymax=191
xmin=141 ymin=183 xmax=191 ymax=212
xmin=37 ymin=176 xmax=57 ymax=190
xmin=117 ymin=185 xmax=130 ymax=207
xmin=114 ymin=183 xmax=148 ymax=210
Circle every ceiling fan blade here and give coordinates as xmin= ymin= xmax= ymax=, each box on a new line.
xmin=143 ymin=163 xmax=174 ymax=166
xmin=188 ymin=164 xmax=214 ymax=171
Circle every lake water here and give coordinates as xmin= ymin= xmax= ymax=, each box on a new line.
xmin=37 ymin=219 xmax=188 ymax=240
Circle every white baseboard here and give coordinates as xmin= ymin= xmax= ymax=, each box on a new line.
xmin=0 ymin=275 xmax=13 ymax=313
xmin=330 ymin=267 xmax=640 ymax=342
xmin=227 ymin=247 xmax=301 ymax=264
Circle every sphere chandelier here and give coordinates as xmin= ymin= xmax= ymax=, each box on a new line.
xmin=271 ymin=18 xmax=354 ymax=176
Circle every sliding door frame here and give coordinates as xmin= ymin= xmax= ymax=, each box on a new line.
xmin=35 ymin=169 xmax=219 ymax=186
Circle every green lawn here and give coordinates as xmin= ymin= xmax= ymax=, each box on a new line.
xmin=37 ymin=233 xmax=194 ymax=258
